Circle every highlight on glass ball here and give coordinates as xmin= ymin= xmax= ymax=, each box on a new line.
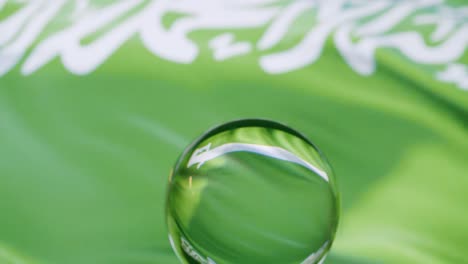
xmin=166 ymin=119 xmax=339 ymax=264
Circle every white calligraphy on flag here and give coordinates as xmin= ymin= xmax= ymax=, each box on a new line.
xmin=0 ymin=0 xmax=467 ymax=90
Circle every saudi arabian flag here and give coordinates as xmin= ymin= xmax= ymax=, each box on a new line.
xmin=0 ymin=0 xmax=467 ymax=264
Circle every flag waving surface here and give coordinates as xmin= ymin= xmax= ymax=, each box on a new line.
xmin=0 ymin=1 xmax=467 ymax=263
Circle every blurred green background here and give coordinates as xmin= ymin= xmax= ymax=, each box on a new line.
xmin=1 ymin=1 xmax=467 ymax=263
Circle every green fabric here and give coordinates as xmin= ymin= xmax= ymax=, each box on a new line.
xmin=0 ymin=1 xmax=467 ymax=264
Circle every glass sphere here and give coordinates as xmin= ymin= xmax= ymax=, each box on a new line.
xmin=166 ymin=119 xmax=339 ymax=264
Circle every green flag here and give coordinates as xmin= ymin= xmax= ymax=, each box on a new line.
xmin=0 ymin=0 xmax=467 ymax=263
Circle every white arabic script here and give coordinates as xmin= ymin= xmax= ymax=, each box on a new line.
xmin=0 ymin=0 xmax=467 ymax=91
